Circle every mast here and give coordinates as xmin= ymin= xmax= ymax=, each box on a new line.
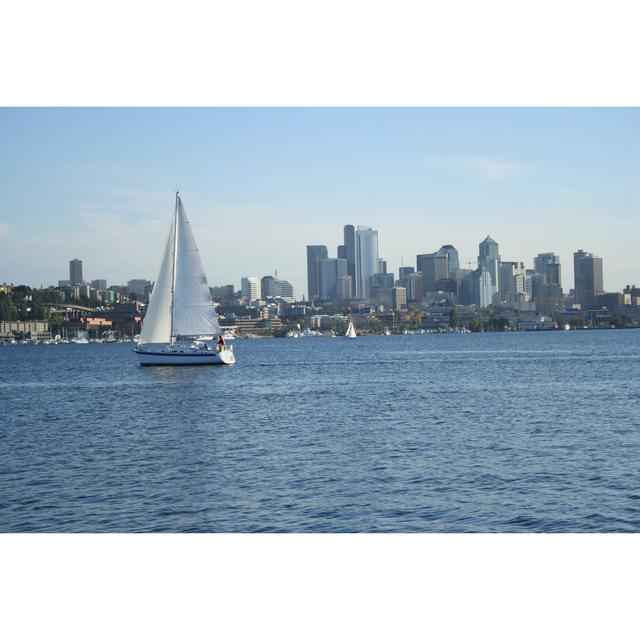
xmin=169 ymin=191 xmax=179 ymax=343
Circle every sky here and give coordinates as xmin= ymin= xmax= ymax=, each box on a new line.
xmin=0 ymin=107 xmax=638 ymax=296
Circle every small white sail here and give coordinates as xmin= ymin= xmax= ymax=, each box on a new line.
xmin=345 ymin=319 xmax=357 ymax=338
xmin=171 ymin=197 xmax=221 ymax=338
xmin=139 ymin=218 xmax=175 ymax=346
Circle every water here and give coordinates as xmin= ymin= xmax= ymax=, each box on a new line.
xmin=1 ymin=330 xmax=640 ymax=532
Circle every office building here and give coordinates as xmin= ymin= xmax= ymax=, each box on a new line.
xmin=534 ymin=252 xmax=563 ymax=301
xmin=343 ymin=225 xmax=357 ymax=292
xmin=211 ymin=284 xmax=235 ymax=301
xmin=405 ymin=272 xmax=424 ymax=303
xmin=336 ymin=275 xmax=353 ymax=301
xmin=261 ymin=275 xmax=275 ymax=299
xmin=127 ymin=279 xmax=152 ymax=297
xmin=69 ymin=259 xmax=83 ymax=286
xmin=416 ymin=252 xmax=448 ymax=292
xmin=398 ymin=266 xmax=415 ymax=280
xmin=306 ymin=245 xmax=328 ymax=300
xmin=356 ymin=226 xmax=379 ymax=299
xmin=438 ymin=245 xmax=460 ymax=276
xmin=498 ymin=262 xmax=526 ymax=301
xmin=392 ymin=286 xmax=407 ymax=311
xmin=91 ymin=279 xmax=107 ymax=290
xmin=319 ymin=258 xmax=348 ymax=300
xmin=574 ymin=250 xmax=604 ymax=308
xmin=264 ymin=278 xmax=294 ymax=300
xmin=241 ymin=277 xmax=260 ymax=302
xmin=372 ymin=273 xmax=395 ymax=290
xmin=473 ymin=267 xmax=494 ymax=308
xmin=478 ymin=236 xmax=500 ymax=291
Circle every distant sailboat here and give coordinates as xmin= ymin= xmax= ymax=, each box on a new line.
xmin=135 ymin=193 xmax=235 ymax=366
xmin=345 ymin=318 xmax=357 ymax=338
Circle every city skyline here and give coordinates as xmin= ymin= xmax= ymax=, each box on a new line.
xmin=1 ymin=108 xmax=638 ymax=293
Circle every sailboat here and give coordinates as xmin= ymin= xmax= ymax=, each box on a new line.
xmin=135 ymin=193 xmax=236 ymax=366
xmin=345 ymin=318 xmax=357 ymax=338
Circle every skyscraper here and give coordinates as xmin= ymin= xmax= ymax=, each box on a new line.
xmin=416 ymin=252 xmax=448 ymax=292
xmin=241 ymin=277 xmax=260 ymax=302
xmin=478 ymin=236 xmax=500 ymax=291
xmin=473 ymin=267 xmax=494 ymax=308
xmin=343 ymin=225 xmax=357 ymax=293
xmin=69 ymin=258 xmax=83 ymax=286
xmin=319 ymin=258 xmax=348 ymax=300
xmin=498 ymin=262 xmax=525 ymax=301
xmin=398 ymin=266 xmax=415 ymax=280
xmin=574 ymin=250 xmax=603 ymax=308
xmin=336 ymin=275 xmax=353 ymax=300
xmin=438 ymin=245 xmax=460 ymax=276
xmin=534 ymin=252 xmax=563 ymax=300
xmin=306 ymin=245 xmax=328 ymax=300
xmin=261 ymin=275 xmax=275 ymax=299
xmin=355 ymin=226 xmax=379 ymax=299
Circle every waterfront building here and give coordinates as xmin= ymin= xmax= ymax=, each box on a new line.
xmin=306 ymin=245 xmax=328 ymax=300
xmin=319 ymin=258 xmax=348 ymax=300
xmin=69 ymin=258 xmax=83 ymax=286
xmin=416 ymin=252 xmax=448 ymax=292
xmin=438 ymin=245 xmax=460 ymax=276
xmin=356 ymin=226 xmax=379 ymax=299
xmin=574 ymin=250 xmax=604 ymax=308
xmin=241 ymin=276 xmax=260 ymax=302
xmin=261 ymin=277 xmax=294 ymax=300
xmin=478 ymin=236 xmax=500 ymax=291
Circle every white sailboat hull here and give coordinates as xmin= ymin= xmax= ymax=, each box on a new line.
xmin=135 ymin=347 xmax=235 ymax=366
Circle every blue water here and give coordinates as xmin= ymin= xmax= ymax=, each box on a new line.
xmin=1 ymin=330 xmax=640 ymax=532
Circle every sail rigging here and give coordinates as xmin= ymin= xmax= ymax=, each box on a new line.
xmin=139 ymin=194 xmax=221 ymax=346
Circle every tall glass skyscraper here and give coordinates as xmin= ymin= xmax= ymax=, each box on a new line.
xmin=355 ymin=226 xmax=379 ymax=299
xmin=438 ymin=245 xmax=460 ymax=276
xmin=306 ymin=245 xmax=328 ymax=300
xmin=478 ymin=236 xmax=500 ymax=291
xmin=343 ymin=225 xmax=357 ymax=295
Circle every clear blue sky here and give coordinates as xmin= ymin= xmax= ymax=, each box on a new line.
xmin=0 ymin=107 xmax=638 ymax=295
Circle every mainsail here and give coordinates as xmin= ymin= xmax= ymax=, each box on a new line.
xmin=139 ymin=194 xmax=221 ymax=346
